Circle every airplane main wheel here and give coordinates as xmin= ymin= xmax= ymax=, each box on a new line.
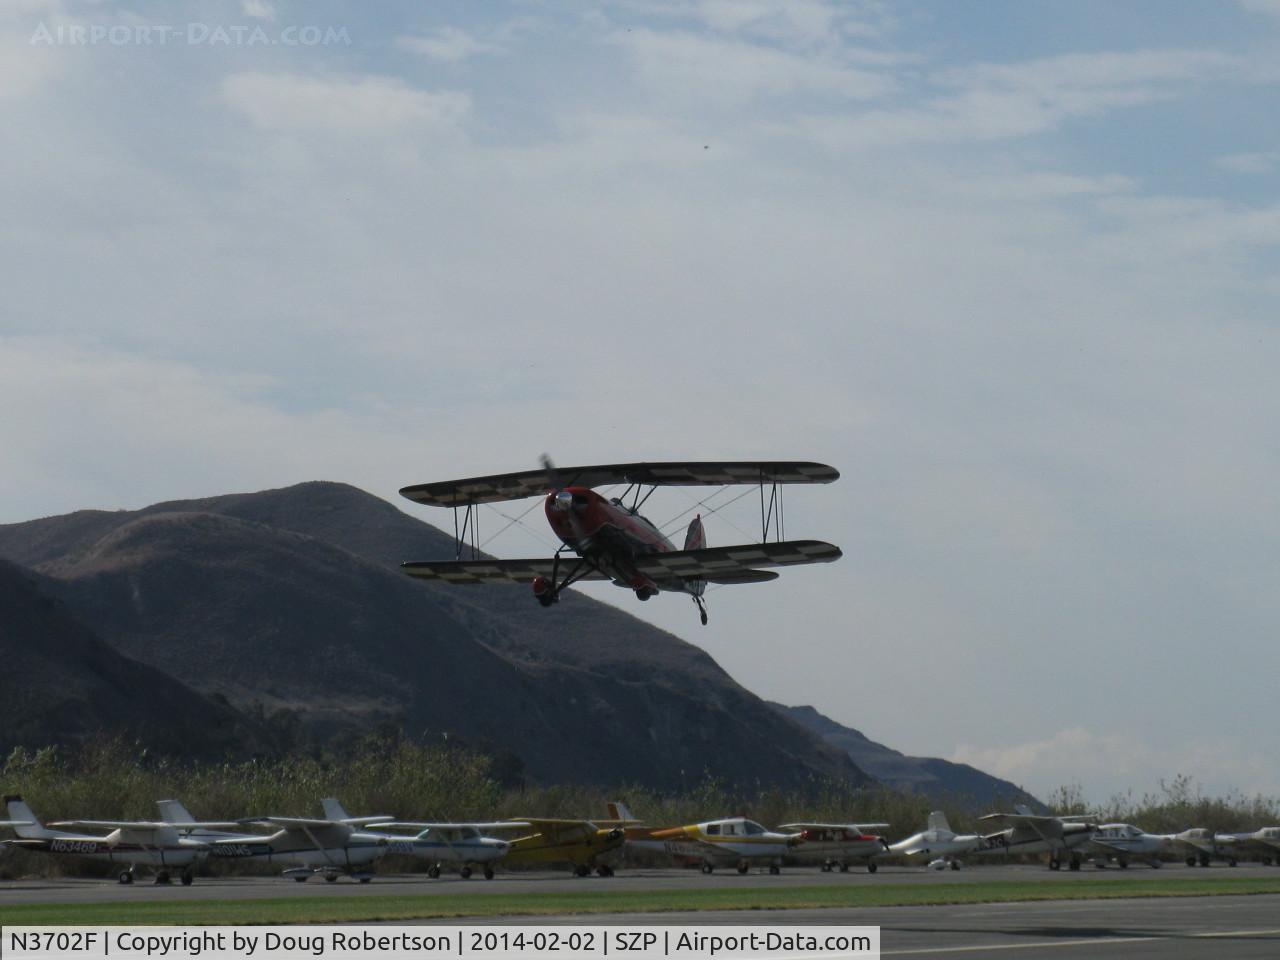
xmin=538 ymin=595 xmax=555 ymax=608
xmin=574 ymin=864 xmax=591 ymax=877
xmin=1119 ymin=859 xmax=1129 ymax=869
xmin=1048 ymin=858 xmax=1061 ymax=871
xmin=325 ymin=874 xmax=338 ymax=883
xmin=866 ymin=862 xmax=877 ymax=874
xmin=359 ymin=877 xmax=371 ymax=884
xmin=1229 ymin=858 xmax=1238 ymax=867
xmin=484 ymin=867 xmax=495 ymax=880
xmin=1152 ymin=860 xmax=1163 ymax=868
xmin=428 ymin=865 xmax=441 ymax=879
xmin=596 ymin=864 xmax=614 ymax=877
xmin=736 ymin=862 xmax=748 ymax=875
xmin=1186 ymin=856 xmax=1198 ymax=867
xmin=950 ymin=861 xmax=961 ymax=871
xmin=118 ymin=871 xmax=134 ymax=885
xmin=181 ymin=871 xmax=194 ymax=886
xmin=1069 ymin=858 xmax=1081 ymax=872
xmin=702 ymin=863 xmax=715 ymax=875
xmin=821 ymin=862 xmax=832 ymax=873
xmin=1200 ymin=855 xmax=1211 ymax=867
xmin=460 ymin=867 xmax=473 ymax=879
xmin=840 ymin=862 xmax=850 ymax=873
xmin=769 ymin=864 xmax=781 ymax=875
xmin=294 ymin=877 xmax=308 ymax=883
xmin=155 ymin=871 xmax=171 ymax=885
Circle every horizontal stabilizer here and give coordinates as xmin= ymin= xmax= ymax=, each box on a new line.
xmin=402 ymin=461 xmax=839 ymax=507
xmin=631 ymin=540 xmax=841 ymax=580
xmin=402 ymin=559 xmax=611 ymax=585
xmin=704 ymin=569 xmax=778 ymax=585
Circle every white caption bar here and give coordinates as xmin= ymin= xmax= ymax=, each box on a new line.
xmin=3 ymin=926 xmax=879 ymax=960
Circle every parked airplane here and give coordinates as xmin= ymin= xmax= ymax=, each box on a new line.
xmin=3 ymin=795 xmax=235 ymax=885
xmin=212 ymin=798 xmax=392 ymax=882
xmin=1086 ymin=824 xmax=1172 ymax=869
xmin=978 ymin=806 xmax=1097 ymax=871
xmin=367 ymin=821 xmax=521 ymax=878
xmin=778 ymin=821 xmax=890 ymax=873
xmin=884 ymin=811 xmax=998 ymax=871
xmin=614 ymin=803 xmax=798 ymax=875
xmin=1171 ymin=828 xmax=1242 ymax=867
xmin=1224 ymin=826 xmax=1280 ymax=865
xmin=399 ymin=459 xmax=842 ymax=624
xmin=501 ymin=817 xmax=627 ymax=877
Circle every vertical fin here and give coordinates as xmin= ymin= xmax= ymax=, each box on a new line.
xmin=4 ymin=795 xmax=52 ymax=839
xmin=157 ymin=799 xmax=196 ymax=824
xmin=609 ymin=801 xmax=637 ymax=822
xmin=321 ymin=798 xmax=350 ymax=822
xmin=927 ymin=811 xmax=952 ymax=834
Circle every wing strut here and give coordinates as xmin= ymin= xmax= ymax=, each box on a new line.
xmin=453 ymin=503 xmax=480 ymax=560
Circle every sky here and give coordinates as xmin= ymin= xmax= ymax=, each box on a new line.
xmin=3 ymin=0 xmax=1280 ymax=806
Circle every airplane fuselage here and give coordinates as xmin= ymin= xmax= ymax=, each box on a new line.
xmin=544 ymin=488 xmax=686 ymax=595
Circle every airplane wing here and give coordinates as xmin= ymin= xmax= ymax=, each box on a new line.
xmin=401 ymin=461 xmax=840 ymax=507
xmin=245 ymin=817 xmax=341 ymax=829
xmin=50 ymin=820 xmax=242 ymax=831
xmin=978 ymin=813 xmax=1067 ymax=842
xmin=369 ymin=821 xmax=531 ymax=832
xmin=510 ymin=818 xmax=598 ymax=842
xmin=631 ymin=541 xmax=842 ymax=579
xmin=778 ymin=822 xmax=891 ymax=832
xmin=401 ymin=559 xmax=612 ymax=585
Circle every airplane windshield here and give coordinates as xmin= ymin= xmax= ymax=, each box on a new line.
xmin=743 ymin=821 xmax=765 ymax=836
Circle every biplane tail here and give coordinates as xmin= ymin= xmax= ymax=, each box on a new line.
xmin=4 ymin=796 xmax=50 ymax=839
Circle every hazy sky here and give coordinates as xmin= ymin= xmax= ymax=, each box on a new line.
xmin=4 ymin=0 xmax=1280 ymax=804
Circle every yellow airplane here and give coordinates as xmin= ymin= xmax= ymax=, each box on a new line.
xmin=500 ymin=817 xmax=628 ymax=877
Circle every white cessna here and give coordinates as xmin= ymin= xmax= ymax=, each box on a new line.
xmin=885 ymin=811 xmax=1001 ymax=871
xmin=213 ymin=798 xmax=391 ymax=882
xmin=778 ymin=821 xmax=890 ymax=873
xmin=3 ymin=795 xmax=238 ymax=885
xmin=367 ymin=820 xmax=524 ymax=879
xmin=978 ymin=805 xmax=1098 ymax=871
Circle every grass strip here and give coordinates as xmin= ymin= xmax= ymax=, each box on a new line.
xmin=5 ymin=877 xmax=1280 ymax=926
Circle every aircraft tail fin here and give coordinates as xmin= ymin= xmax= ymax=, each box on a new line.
xmin=684 ymin=515 xmax=706 ymax=551
xmin=927 ymin=811 xmax=952 ymax=833
xmin=4 ymin=796 xmax=51 ymax=839
xmin=1014 ymin=804 xmax=1034 ymax=817
xmin=321 ymin=798 xmax=351 ymax=822
xmin=607 ymin=801 xmax=638 ymax=822
xmin=157 ymin=799 xmax=196 ymax=824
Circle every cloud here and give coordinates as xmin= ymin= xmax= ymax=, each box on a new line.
xmin=1215 ymin=151 xmax=1279 ymax=174
xmin=951 ymin=728 xmax=1280 ymax=802
xmin=240 ymin=0 xmax=276 ymax=22
xmin=221 ymin=72 xmax=470 ymax=133
xmin=397 ymin=27 xmax=502 ymax=63
xmin=795 ymin=48 xmax=1242 ymax=149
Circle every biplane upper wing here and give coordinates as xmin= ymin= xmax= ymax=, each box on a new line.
xmin=401 ymin=559 xmax=613 ymax=585
xmin=401 ymin=461 xmax=839 ymax=507
xmin=631 ymin=540 xmax=842 ymax=580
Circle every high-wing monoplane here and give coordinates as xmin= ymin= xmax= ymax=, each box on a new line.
xmin=778 ymin=821 xmax=890 ymax=873
xmin=399 ymin=459 xmax=842 ymax=624
xmin=501 ymin=817 xmax=628 ymax=877
xmin=882 ymin=811 xmax=999 ymax=871
xmin=978 ymin=805 xmax=1098 ymax=871
xmin=366 ymin=820 xmax=523 ymax=878
xmin=4 ymin=795 xmax=238 ymax=885
xmin=212 ymin=798 xmax=392 ymax=882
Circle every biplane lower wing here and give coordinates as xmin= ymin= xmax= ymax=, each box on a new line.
xmin=630 ymin=540 xmax=842 ymax=580
xmin=401 ymin=461 xmax=839 ymax=507
xmin=401 ymin=560 xmax=613 ymax=585
xmin=401 ymin=541 xmax=838 ymax=586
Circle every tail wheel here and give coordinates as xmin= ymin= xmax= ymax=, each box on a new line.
xmin=483 ymin=867 xmax=495 ymax=880
xmin=866 ymin=862 xmax=877 ymax=874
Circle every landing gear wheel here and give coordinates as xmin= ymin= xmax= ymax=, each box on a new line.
xmin=950 ymin=861 xmax=961 ymax=871
xmin=821 ymin=862 xmax=832 ymax=873
xmin=484 ymin=867 xmax=495 ymax=880
xmin=1229 ymin=858 xmax=1238 ymax=867
xmin=154 ymin=871 xmax=171 ymax=885
xmin=428 ymin=865 xmax=441 ymax=879
xmin=736 ymin=862 xmax=748 ymax=875
xmin=181 ymin=871 xmax=194 ymax=886
xmin=1200 ymin=855 xmax=1211 ymax=867
xmin=1048 ymin=858 xmax=1061 ymax=871
xmin=538 ymin=595 xmax=555 ymax=607
xmin=359 ymin=877 xmax=371 ymax=884
xmin=294 ymin=876 xmax=308 ymax=883
xmin=596 ymin=864 xmax=614 ymax=877
xmin=118 ymin=871 xmax=134 ymax=885
xmin=325 ymin=874 xmax=338 ymax=883
xmin=460 ymin=867 xmax=473 ymax=879
xmin=702 ymin=863 xmax=715 ymax=875
xmin=1119 ymin=859 xmax=1129 ymax=869
xmin=1186 ymin=856 xmax=1198 ymax=867
xmin=866 ymin=862 xmax=877 ymax=874
xmin=840 ymin=862 xmax=850 ymax=873
xmin=768 ymin=864 xmax=781 ymax=875
xmin=1069 ymin=857 xmax=1081 ymax=872
xmin=574 ymin=864 xmax=591 ymax=878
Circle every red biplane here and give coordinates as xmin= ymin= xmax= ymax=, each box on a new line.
xmin=398 ymin=459 xmax=842 ymax=625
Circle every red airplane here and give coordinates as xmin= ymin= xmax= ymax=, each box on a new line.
xmin=398 ymin=459 xmax=842 ymax=625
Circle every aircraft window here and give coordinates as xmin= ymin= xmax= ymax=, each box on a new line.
xmin=724 ymin=823 xmax=738 ymax=836
xmin=461 ymin=827 xmax=478 ymax=839
xmin=743 ymin=821 xmax=765 ymax=836
xmin=706 ymin=824 xmax=720 ymax=836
